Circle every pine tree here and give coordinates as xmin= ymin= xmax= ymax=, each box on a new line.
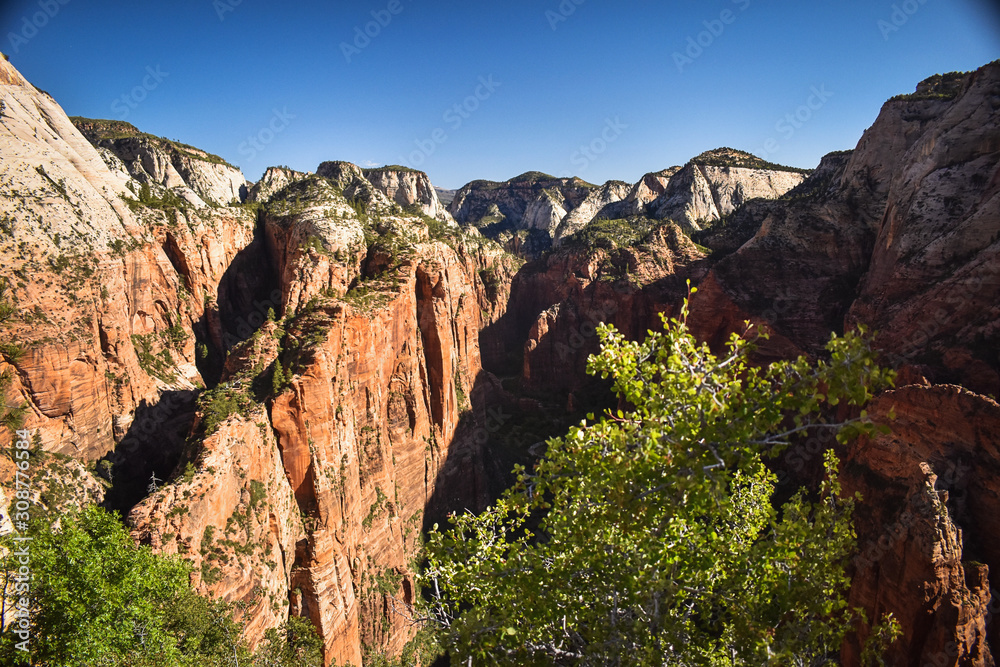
xmin=272 ymin=362 xmax=286 ymax=395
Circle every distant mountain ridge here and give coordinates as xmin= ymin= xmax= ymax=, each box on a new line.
xmin=446 ymin=149 xmax=809 ymax=256
xmin=4 ymin=50 xmax=998 ymax=666
xmin=65 ymin=121 xmax=810 ymax=258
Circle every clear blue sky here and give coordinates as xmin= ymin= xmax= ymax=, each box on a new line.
xmin=2 ymin=0 xmax=998 ymax=189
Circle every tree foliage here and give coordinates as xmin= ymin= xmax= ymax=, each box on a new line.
xmin=0 ymin=505 xmax=322 ymax=666
xmin=0 ymin=278 xmax=26 ymax=432
xmin=421 ymin=295 xmax=895 ymax=665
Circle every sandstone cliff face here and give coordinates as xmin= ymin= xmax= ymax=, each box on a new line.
xmin=129 ymin=398 xmax=307 ymax=649
xmin=270 ymin=245 xmax=487 ymax=662
xmin=0 ymin=61 xmax=258 ymax=472
xmin=72 ymin=117 xmax=249 ymax=207
xmin=248 ymin=165 xmax=310 ymax=204
xmin=362 ymin=166 xmax=454 ymax=224
xmin=317 ymin=161 xmax=366 ymax=188
xmin=847 ymin=62 xmax=1000 ymax=396
xmin=685 ymin=67 xmax=1000 ymax=663
xmin=843 ymin=385 xmax=1000 ymax=666
xmin=648 ymin=156 xmax=807 ymax=232
xmin=488 ymin=222 xmax=708 ymax=399
xmin=450 ymin=172 xmax=592 ymax=227
xmin=126 ymin=233 xmax=505 ymax=662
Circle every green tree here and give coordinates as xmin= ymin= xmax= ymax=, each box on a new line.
xmin=0 ymin=505 xmax=323 ymax=666
xmin=421 ymin=295 xmax=895 ymax=665
xmin=0 ymin=278 xmax=26 ymax=431
xmin=0 ymin=506 xmax=203 ymax=665
xmin=253 ymin=616 xmax=325 ymax=666
xmin=272 ymin=362 xmax=286 ymax=395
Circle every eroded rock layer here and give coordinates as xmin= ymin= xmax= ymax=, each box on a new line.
xmin=2 ymin=51 xmax=1000 ymax=666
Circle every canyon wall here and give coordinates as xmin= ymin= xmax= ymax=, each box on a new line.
xmin=498 ymin=63 xmax=1000 ymax=664
xmin=0 ymin=56 xmax=517 ymax=664
xmin=3 ymin=50 xmax=1000 ymax=666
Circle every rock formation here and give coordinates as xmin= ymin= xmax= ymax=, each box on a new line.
xmin=553 ymin=180 xmax=633 ymax=243
xmin=842 ymin=385 xmax=1000 ymax=666
xmin=0 ymin=58 xmax=256 ymax=470
xmin=647 ymin=149 xmax=807 ymax=232
xmin=448 ymin=171 xmax=597 ymax=254
xmin=0 ymin=56 xmax=517 ymax=662
xmin=361 ymin=165 xmax=454 ymax=224
xmin=448 ymin=153 xmax=804 ymax=256
xmin=2 ymin=49 xmax=1000 ymax=666
xmin=248 ymin=165 xmax=310 ymax=204
xmin=72 ymin=117 xmax=249 ymax=207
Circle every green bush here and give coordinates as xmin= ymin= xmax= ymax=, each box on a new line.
xmin=249 ymin=480 xmax=267 ymax=509
xmin=0 ymin=506 xmax=324 ymax=665
xmin=422 ymin=296 xmax=898 ymax=665
xmin=564 ymin=216 xmax=657 ymax=251
xmin=197 ymin=386 xmax=257 ymax=435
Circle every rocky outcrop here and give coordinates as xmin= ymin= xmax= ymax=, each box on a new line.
xmin=314 ymin=161 xmax=413 ymax=221
xmin=72 ymin=117 xmax=249 ymax=207
xmin=843 ymin=385 xmax=1000 ymax=666
xmin=612 ymin=168 xmax=678 ymax=217
xmin=263 ymin=175 xmax=368 ymax=315
xmin=678 ymin=65 xmax=1000 ymax=664
xmin=127 ymin=228 xmax=506 ymax=662
xmin=553 ymin=180 xmax=633 ymax=243
xmin=847 ymin=63 xmax=1000 ymax=396
xmin=248 ymin=165 xmax=310 ymax=204
xmin=316 ymin=161 xmax=366 ymax=188
xmin=362 ymin=166 xmax=454 ymax=224
xmin=0 ymin=55 xmax=30 ymax=87
xmin=450 ymin=172 xmax=592 ymax=228
xmin=448 ymin=172 xmax=597 ymax=253
xmin=0 ymin=60 xmax=257 ymax=467
xmin=688 ymin=64 xmax=1000 ymax=378
xmin=129 ymin=395 xmax=306 ymax=650
xmin=648 ymin=149 xmax=807 ymax=232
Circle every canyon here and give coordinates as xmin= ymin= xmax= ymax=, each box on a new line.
xmin=1 ymin=50 xmax=998 ymax=666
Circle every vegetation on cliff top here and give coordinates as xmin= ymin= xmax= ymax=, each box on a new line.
xmin=562 ymin=215 xmax=659 ymax=252
xmin=462 ymin=171 xmax=598 ymax=192
xmin=887 ymin=70 xmax=968 ymax=102
xmin=420 ymin=296 xmax=897 ymax=664
xmin=690 ymin=147 xmax=812 ymax=175
xmin=363 ymin=165 xmax=425 ymax=175
xmin=69 ymin=116 xmax=238 ymax=169
xmin=0 ymin=506 xmax=323 ymax=666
